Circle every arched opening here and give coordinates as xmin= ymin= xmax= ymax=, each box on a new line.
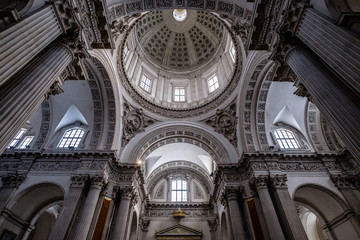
xmin=0 ymin=183 xmax=64 ymax=239
xmin=297 ymin=204 xmax=328 ymax=240
xmin=221 ymin=212 xmax=229 ymax=240
xmin=294 ymin=185 xmax=360 ymax=240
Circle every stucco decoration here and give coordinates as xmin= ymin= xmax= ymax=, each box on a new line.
xmin=121 ymin=101 xmax=157 ymax=147
xmin=204 ymin=101 xmax=237 ymax=147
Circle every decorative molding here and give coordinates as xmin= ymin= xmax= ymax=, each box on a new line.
xmin=204 ymin=101 xmax=237 ymax=147
xmin=0 ymin=174 xmax=25 ymax=188
xmin=44 ymin=79 xmax=64 ymax=100
xmin=121 ymin=101 xmax=156 ymax=147
xmin=33 ymin=101 xmax=51 ymax=149
xmin=250 ymin=175 xmax=269 ymax=190
xmin=139 ymin=217 xmax=151 ymax=231
xmin=155 ymin=182 xmax=165 ymax=199
xmin=207 ymin=215 xmax=219 ymax=232
xmin=270 ymin=174 xmax=288 ymax=189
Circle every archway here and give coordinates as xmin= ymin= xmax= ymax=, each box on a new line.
xmin=294 ymin=185 xmax=360 ymax=240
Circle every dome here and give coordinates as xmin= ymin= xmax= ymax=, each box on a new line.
xmin=119 ymin=10 xmax=241 ymax=118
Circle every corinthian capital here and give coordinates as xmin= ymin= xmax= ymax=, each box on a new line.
xmin=330 ymin=174 xmax=355 ymax=189
xmin=1 ymin=174 xmax=25 ymax=188
xmin=270 ymin=174 xmax=288 ymax=189
xmin=250 ymin=175 xmax=269 ymax=190
xmin=220 ymin=187 xmax=240 ymax=207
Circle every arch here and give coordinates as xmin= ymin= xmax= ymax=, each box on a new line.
xmin=120 ymin=122 xmax=238 ymax=164
xmin=0 ymin=183 xmax=64 ymax=239
xmin=294 ymin=184 xmax=360 ymax=240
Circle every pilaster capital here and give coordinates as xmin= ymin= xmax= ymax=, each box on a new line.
xmin=270 ymin=174 xmax=288 ymax=189
xmin=44 ymin=79 xmax=65 ymax=100
xmin=70 ymin=174 xmax=88 ymax=188
xmin=139 ymin=217 xmax=151 ymax=231
xmin=1 ymin=174 xmax=25 ymax=188
xmin=330 ymin=174 xmax=356 ymax=189
xmin=119 ymin=186 xmax=134 ymax=201
xmin=250 ymin=175 xmax=269 ymax=190
xmin=208 ymin=215 xmax=219 ymax=232
xmin=220 ymin=187 xmax=240 ymax=207
xmin=89 ymin=175 xmax=106 ymax=189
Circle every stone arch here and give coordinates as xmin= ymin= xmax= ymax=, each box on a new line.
xmin=120 ymin=123 xmax=238 ymax=164
xmin=1 ymin=183 xmax=64 ymax=239
xmin=239 ymin=52 xmax=274 ymax=152
xmin=84 ymin=57 xmax=117 ymax=150
xmin=32 ymin=100 xmax=51 ymax=149
xmin=294 ymin=184 xmax=360 ymax=240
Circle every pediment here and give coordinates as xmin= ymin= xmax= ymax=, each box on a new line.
xmin=156 ymin=224 xmax=202 ymax=239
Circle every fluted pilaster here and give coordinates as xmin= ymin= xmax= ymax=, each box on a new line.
xmin=70 ymin=175 xmax=105 ymax=240
xmin=251 ymin=175 xmax=285 ymax=240
xmin=48 ymin=174 xmax=87 ymax=240
xmin=283 ymin=45 xmax=360 ymax=162
xmin=220 ymin=187 xmax=246 ymax=240
xmin=297 ymin=8 xmax=360 ymax=94
xmin=0 ymin=4 xmax=63 ymax=86
xmin=0 ymin=43 xmax=73 ymax=153
xmin=112 ymin=186 xmax=134 ymax=240
xmin=269 ymin=174 xmax=308 ymax=240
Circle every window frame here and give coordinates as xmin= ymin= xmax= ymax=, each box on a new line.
xmin=7 ymin=128 xmax=27 ymax=149
xmin=139 ymin=75 xmax=152 ymax=93
xmin=18 ymin=136 xmax=34 ymax=149
xmin=171 ymin=179 xmax=188 ymax=202
xmin=273 ymin=129 xmax=300 ymax=150
xmin=229 ymin=43 xmax=236 ymax=63
xmin=123 ymin=44 xmax=129 ymax=59
xmin=173 ymin=87 xmax=186 ymax=102
xmin=57 ymin=127 xmax=85 ymax=149
xmin=207 ymin=75 xmax=219 ymax=93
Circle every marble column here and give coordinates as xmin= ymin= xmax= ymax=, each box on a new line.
xmin=269 ymin=174 xmax=308 ymax=240
xmin=0 ymin=174 xmax=25 ymax=210
xmin=282 ymin=44 xmax=360 ymax=162
xmin=0 ymin=4 xmax=63 ymax=85
xmin=112 ymin=187 xmax=133 ymax=240
xmin=70 ymin=176 xmax=104 ymax=240
xmin=221 ymin=187 xmax=246 ymax=240
xmin=296 ymin=8 xmax=360 ymax=94
xmin=252 ymin=175 xmax=285 ymax=240
xmin=48 ymin=175 xmax=87 ymax=240
xmin=0 ymin=42 xmax=73 ymax=153
xmin=331 ymin=174 xmax=360 ymax=222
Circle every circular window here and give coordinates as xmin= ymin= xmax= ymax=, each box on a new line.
xmin=173 ymin=9 xmax=187 ymax=22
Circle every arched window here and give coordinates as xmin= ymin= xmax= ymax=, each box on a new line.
xmin=230 ymin=43 xmax=236 ymax=62
xmin=57 ymin=127 xmax=85 ymax=148
xmin=18 ymin=136 xmax=34 ymax=149
xmin=171 ymin=179 xmax=187 ymax=202
xmin=7 ymin=128 xmax=27 ymax=148
xmin=140 ymin=75 xmax=152 ymax=92
xmin=274 ymin=129 xmax=300 ymax=149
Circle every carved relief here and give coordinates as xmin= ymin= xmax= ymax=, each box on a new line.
xmin=33 ymin=101 xmax=51 ymax=149
xmin=270 ymin=174 xmax=288 ymax=189
xmin=204 ymin=102 xmax=237 ymax=147
xmin=121 ymin=101 xmax=156 ymax=147
xmin=0 ymin=174 xmax=25 ymax=188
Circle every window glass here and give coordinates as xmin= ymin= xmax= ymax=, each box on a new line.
xmin=124 ymin=44 xmax=129 ymax=59
xmin=174 ymin=87 xmax=185 ymax=102
xmin=208 ymin=75 xmax=219 ymax=93
xmin=274 ymin=129 xmax=300 ymax=149
xmin=7 ymin=128 xmax=27 ymax=148
xmin=171 ymin=179 xmax=187 ymax=202
xmin=18 ymin=136 xmax=34 ymax=149
xmin=140 ymin=75 xmax=152 ymax=92
xmin=230 ymin=43 xmax=236 ymax=62
xmin=58 ymin=127 xmax=85 ymax=148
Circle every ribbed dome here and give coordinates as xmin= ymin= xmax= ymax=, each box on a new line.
xmin=135 ymin=10 xmax=224 ymax=71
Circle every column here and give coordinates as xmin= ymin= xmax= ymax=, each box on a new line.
xmin=251 ymin=175 xmax=285 ymax=240
xmin=112 ymin=187 xmax=133 ymax=240
xmin=0 ymin=42 xmax=73 ymax=153
xmin=70 ymin=176 xmax=105 ymax=240
xmin=0 ymin=4 xmax=63 ymax=85
xmin=295 ymin=7 xmax=360 ymax=94
xmin=282 ymin=44 xmax=360 ymax=162
xmin=331 ymin=174 xmax=360 ymax=222
xmin=269 ymin=174 xmax=308 ymax=240
xmin=0 ymin=174 xmax=25 ymax=210
xmin=220 ymin=187 xmax=246 ymax=240
xmin=48 ymin=175 xmax=87 ymax=240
